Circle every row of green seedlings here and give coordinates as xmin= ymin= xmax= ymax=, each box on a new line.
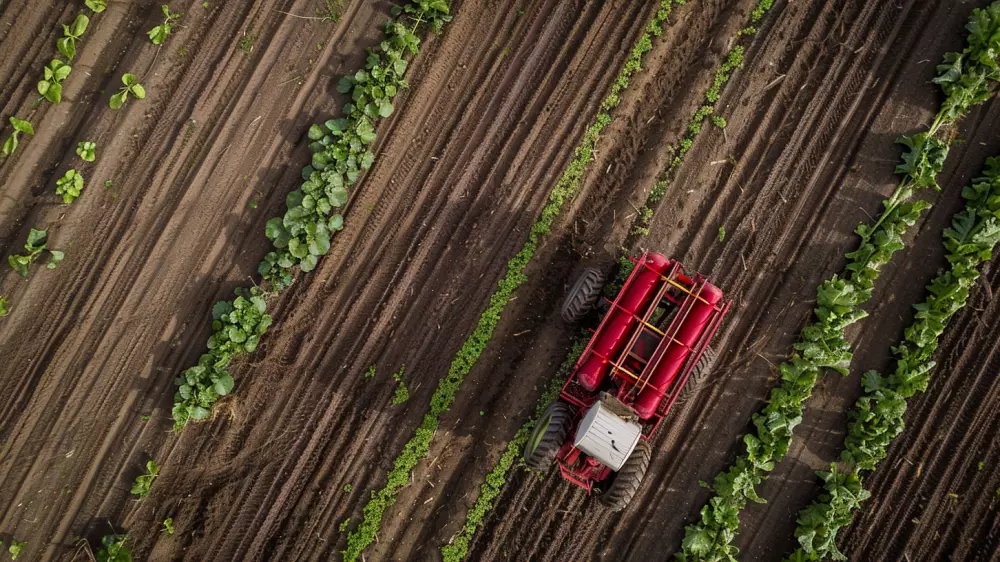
xmin=630 ymin=0 xmax=773 ymax=237
xmin=170 ymin=0 xmax=453 ymax=431
xmin=786 ymin=160 xmax=1000 ymax=558
xmin=0 ymin=2 xmax=178 ymax=314
xmin=342 ymin=0 xmax=686 ymax=559
xmin=0 ymin=539 xmax=26 ymax=560
xmin=436 ymin=0 xmax=777 ymax=557
xmin=677 ymin=4 xmax=1000 ymax=560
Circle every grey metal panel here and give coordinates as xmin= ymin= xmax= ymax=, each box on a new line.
xmin=573 ymin=401 xmax=642 ymax=471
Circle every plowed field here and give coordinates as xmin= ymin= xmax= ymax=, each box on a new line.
xmin=1 ymin=0 xmax=998 ymax=561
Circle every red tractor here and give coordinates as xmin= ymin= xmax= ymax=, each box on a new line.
xmin=523 ymin=251 xmax=730 ymax=510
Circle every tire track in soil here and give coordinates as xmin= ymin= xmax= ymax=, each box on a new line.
xmin=437 ymin=0 xmax=1000 ymax=560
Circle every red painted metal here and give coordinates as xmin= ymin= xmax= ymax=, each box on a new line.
xmin=553 ymin=251 xmax=731 ymax=493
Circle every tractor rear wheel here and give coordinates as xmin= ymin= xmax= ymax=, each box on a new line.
xmin=674 ymin=345 xmax=717 ymax=407
xmin=599 ymin=439 xmax=651 ymax=511
xmin=562 ymin=268 xmax=605 ymax=323
xmin=523 ymin=401 xmax=573 ymax=471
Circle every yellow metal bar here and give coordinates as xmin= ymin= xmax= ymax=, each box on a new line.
xmin=660 ymin=274 xmax=712 ymax=305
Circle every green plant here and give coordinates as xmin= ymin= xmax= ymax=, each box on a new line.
xmin=56 ymin=169 xmax=85 ymax=204
xmin=317 ymin=0 xmax=345 ymax=21
xmin=95 ymin=534 xmax=131 ymax=562
xmin=678 ymin=4 xmax=1000 ymax=559
xmin=8 ymin=228 xmax=63 ymax=277
xmin=130 ymin=460 xmax=160 ymax=497
xmin=344 ymin=483 xmax=353 ymax=492
xmin=77 ymin=141 xmax=96 ymax=162
xmin=238 ymin=30 xmax=254 ymax=53
xmin=2 ymin=117 xmax=34 ymax=156
xmin=37 ymin=59 xmax=72 ymax=104
xmin=86 ymin=0 xmax=107 ymax=12
xmin=162 ymin=517 xmax=174 ymax=535
xmin=110 ymin=74 xmax=146 ymax=109
xmin=787 ymin=156 xmax=1000 ymax=561
xmin=364 ymin=365 xmax=376 ymax=378
xmin=0 ymin=296 xmax=9 ymax=317
xmin=172 ymin=287 xmax=271 ymax=430
xmin=717 ymin=225 xmax=726 ymax=242
xmin=711 ymin=115 xmax=727 ymax=128
xmin=391 ymin=365 xmax=409 ymax=405
xmin=148 ymin=5 xmax=182 ymax=45
xmin=57 ymin=14 xmax=90 ymax=61
xmin=339 ymin=517 xmax=351 ymax=532
xmin=7 ymin=539 xmax=25 ymax=560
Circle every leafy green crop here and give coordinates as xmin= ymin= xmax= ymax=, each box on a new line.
xmin=391 ymin=365 xmax=409 ymax=405
xmin=148 ymin=5 xmax=182 ymax=45
xmin=130 ymin=460 xmax=159 ymax=496
xmin=786 ymin=156 xmax=1000 ymax=561
xmin=77 ymin=141 xmax=96 ymax=162
xmin=110 ymin=74 xmax=146 ymax=109
xmin=0 ymin=296 xmax=9 ymax=317
xmin=172 ymin=287 xmax=271 ymax=430
xmin=2 ymin=117 xmax=34 ymax=156
xmin=8 ymin=228 xmax=63 ymax=277
xmin=7 ymin=539 xmax=25 ymax=560
xmin=95 ymin=534 xmax=131 ymax=562
xmin=38 ymin=59 xmax=72 ymax=104
xmin=162 ymin=517 xmax=174 ymax=535
xmin=56 ymin=169 xmax=85 ymax=204
xmin=678 ymin=4 xmax=1000 ymax=560
xmin=57 ymin=14 xmax=90 ymax=61
xmin=86 ymin=0 xmax=107 ymax=13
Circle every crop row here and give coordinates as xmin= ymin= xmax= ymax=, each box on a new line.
xmin=171 ymin=0 xmax=453 ymax=431
xmin=677 ymin=4 xmax=1000 ymax=560
xmin=787 ymin=154 xmax=1000 ymax=561
xmin=342 ymin=1 xmax=686 ymax=560
xmin=434 ymin=1 xmax=778 ymax=559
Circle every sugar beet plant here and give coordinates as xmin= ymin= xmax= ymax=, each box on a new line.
xmin=56 ymin=169 xmax=85 ymax=204
xmin=7 ymin=228 xmax=63 ymax=277
xmin=38 ymin=59 xmax=72 ymax=104
xmin=787 ymin=157 xmax=1000 ymax=561
xmin=110 ymin=74 xmax=146 ymax=109
xmin=57 ymin=14 xmax=90 ymax=61
xmin=678 ymin=5 xmax=1000 ymax=560
xmin=2 ymin=117 xmax=34 ymax=157
xmin=130 ymin=460 xmax=160 ymax=497
xmin=148 ymin=5 xmax=182 ymax=46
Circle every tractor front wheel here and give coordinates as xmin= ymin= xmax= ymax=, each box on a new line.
xmin=523 ymin=401 xmax=573 ymax=471
xmin=674 ymin=345 xmax=717 ymax=406
xmin=561 ymin=268 xmax=605 ymax=323
xmin=599 ymin=439 xmax=651 ymax=511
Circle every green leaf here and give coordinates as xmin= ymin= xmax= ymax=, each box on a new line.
xmin=0 ymin=296 xmax=9 ymax=317
xmin=300 ymin=253 xmax=318 ymax=272
xmin=378 ymin=98 xmax=393 ymax=117
xmin=329 ymin=214 xmax=344 ymax=231
xmin=337 ymin=76 xmax=354 ymax=94
xmin=26 ymin=228 xmax=48 ymax=248
xmin=85 ymin=0 xmax=107 ymax=12
xmin=70 ymin=14 xmax=90 ymax=37
xmin=148 ymin=25 xmax=169 ymax=45
xmin=10 ymin=117 xmax=34 ymax=135
xmin=42 ymin=82 xmax=63 ymax=104
xmin=131 ymin=83 xmax=146 ymax=99
xmin=122 ymin=73 xmax=137 ymax=86
xmin=213 ymin=372 xmax=234 ymax=395
xmin=76 ymin=141 xmax=96 ymax=162
xmin=3 ymin=134 xmax=17 ymax=156
xmin=393 ymin=59 xmax=408 ymax=75
xmin=47 ymin=250 xmax=64 ymax=269
xmin=109 ymin=92 xmax=125 ymax=109
xmin=57 ymin=36 xmax=76 ymax=61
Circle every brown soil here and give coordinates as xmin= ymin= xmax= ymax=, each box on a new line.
xmin=1 ymin=0 xmax=999 ymax=561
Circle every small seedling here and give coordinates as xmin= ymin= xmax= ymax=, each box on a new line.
xmin=85 ymin=0 xmax=107 ymax=12
xmin=105 ymin=179 xmax=113 ymax=189
xmin=339 ymin=517 xmax=350 ymax=532
xmin=130 ymin=460 xmax=160 ymax=497
xmin=202 ymin=1 xmax=209 ymax=7
xmin=2 ymin=117 xmax=34 ymax=156
xmin=364 ymin=365 xmax=376 ymax=378
xmin=343 ymin=483 xmax=352 ymax=492
xmin=248 ymin=200 xmax=258 ymax=209
xmin=8 ymin=228 xmax=62 ymax=277
xmin=110 ymin=73 xmax=146 ymax=109
xmin=56 ymin=169 xmax=85 ymax=204
xmin=718 ymin=226 xmax=726 ymax=242
xmin=162 ymin=517 xmax=174 ymax=535
xmin=76 ymin=141 xmax=96 ymax=162
xmin=38 ymin=59 xmax=72 ymax=104
xmin=148 ymin=5 xmax=182 ymax=45
xmin=711 ymin=115 xmax=727 ymax=128
xmin=0 ymin=296 xmax=9 ymax=317
xmin=391 ymin=365 xmax=408 ymax=405
xmin=141 ymin=414 xmax=151 ymax=421
xmin=7 ymin=540 xmax=25 ymax=560
xmin=238 ymin=29 xmax=254 ymax=53
xmin=94 ymin=534 xmax=130 ymax=562
xmin=57 ymin=14 xmax=90 ymax=61
xmin=317 ymin=0 xmax=345 ymax=21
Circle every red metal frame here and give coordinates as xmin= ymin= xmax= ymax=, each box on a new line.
xmin=555 ymin=251 xmax=731 ymax=493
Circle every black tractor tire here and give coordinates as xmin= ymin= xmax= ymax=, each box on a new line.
xmin=561 ymin=268 xmax=606 ymax=323
xmin=523 ymin=401 xmax=573 ymax=472
xmin=674 ymin=345 xmax=717 ymax=407
xmin=599 ymin=439 xmax=652 ymax=511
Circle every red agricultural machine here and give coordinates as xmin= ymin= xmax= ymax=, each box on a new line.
xmin=523 ymin=251 xmax=730 ymax=510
